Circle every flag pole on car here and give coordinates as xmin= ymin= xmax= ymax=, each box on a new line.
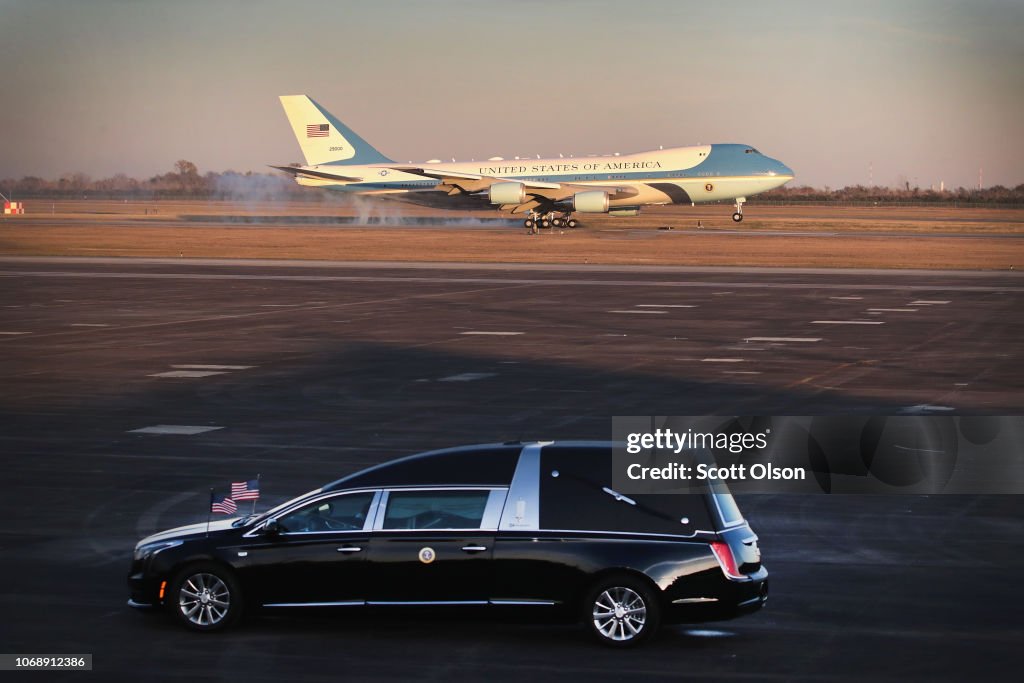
xmin=206 ymin=487 xmax=213 ymax=538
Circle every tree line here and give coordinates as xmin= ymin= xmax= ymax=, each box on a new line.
xmin=2 ymin=160 xmax=1023 ymax=204
xmin=1 ymin=161 xmax=306 ymax=201
xmin=758 ymin=183 xmax=1024 ymax=204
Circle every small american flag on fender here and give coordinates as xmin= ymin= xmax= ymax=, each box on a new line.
xmin=232 ymin=479 xmax=260 ymax=501
xmin=211 ymin=492 xmax=237 ymax=515
xmin=306 ymin=123 xmax=329 ymax=138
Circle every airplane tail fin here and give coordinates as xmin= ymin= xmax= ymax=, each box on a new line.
xmin=278 ymin=95 xmax=393 ymax=166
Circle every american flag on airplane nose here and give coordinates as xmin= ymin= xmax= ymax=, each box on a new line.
xmin=306 ymin=123 xmax=329 ymax=138
xmin=232 ymin=479 xmax=260 ymax=501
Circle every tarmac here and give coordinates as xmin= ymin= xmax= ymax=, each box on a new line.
xmin=0 ymin=256 xmax=1021 ymax=680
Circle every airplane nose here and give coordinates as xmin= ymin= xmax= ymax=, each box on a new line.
xmin=772 ymin=158 xmax=794 ymax=177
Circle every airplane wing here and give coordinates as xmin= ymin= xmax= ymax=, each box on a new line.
xmin=270 ymin=165 xmax=363 ymax=183
xmin=388 ymin=167 xmax=559 ymax=193
xmin=389 ymin=166 xmax=638 ymax=213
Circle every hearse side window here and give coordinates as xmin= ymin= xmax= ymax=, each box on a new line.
xmin=277 ymin=491 xmax=375 ymax=533
xmin=540 ymin=447 xmax=714 ymax=534
xmin=382 ymin=490 xmax=490 ymax=530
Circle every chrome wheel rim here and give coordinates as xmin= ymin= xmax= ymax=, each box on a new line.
xmin=178 ymin=572 xmax=231 ymax=627
xmin=592 ymin=586 xmax=647 ymax=641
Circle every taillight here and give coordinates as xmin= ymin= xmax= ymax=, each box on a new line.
xmin=710 ymin=541 xmax=745 ymax=580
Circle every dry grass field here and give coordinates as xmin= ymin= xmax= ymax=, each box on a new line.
xmin=1 ymin=199 xmax=1022 ymax=269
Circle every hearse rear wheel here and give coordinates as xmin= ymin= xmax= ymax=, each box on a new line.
xmin=584 ymin=575 xmax=661 ymax=647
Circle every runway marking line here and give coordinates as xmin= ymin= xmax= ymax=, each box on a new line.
xmin=459 ymin=331 xmax=524 ymax=336
xmin=635 ymin=304 xmax=697 ymax=308
xmin=910 ymin=300 xmax=951 ymax=305
xmin=171 ymin=364 xmax=253 ymax=370
xmin=899 ymin=404 xmax=956 ymax=414
xmin=812 ymin=320 xmax=885 ymax=325
xmin=149 ymin=370 xmax=228 ymax=378
xmin=786 ymin=359 xmax=879 ymax=393
xmin=744 ymin=337 xmax=822 ymax=343
xmin=0 ymin=331 xmax=31 ymax=335
xmin=830 ymin=296 xmax=863 ymax=300
xmin=868 ymin=308 xmax=918 ymax=312
xmin=608 ymin=310 xmax=667 ymax=314
xmin=128 ymin=425 xmax=224 ymax=435
xmin=70 ymin=323 xmax=109 ymax=327
xmin=438 ymin=372 xmax=497 ymax=382
xmin=702 ymin=358 xmax=745 ymax=363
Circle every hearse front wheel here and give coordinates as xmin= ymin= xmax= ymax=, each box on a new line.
xmin=169 ymin=562 xmax=243 ymax=632
xmin=584 ymin=575 xmax=661 ymax=647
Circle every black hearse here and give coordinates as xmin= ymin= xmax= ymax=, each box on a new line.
xmin=128 ymin=442 xmax=768 ymax=646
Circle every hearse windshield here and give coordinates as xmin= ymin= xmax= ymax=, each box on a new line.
xmin=246 ymin=488 xmax=323 ymax=526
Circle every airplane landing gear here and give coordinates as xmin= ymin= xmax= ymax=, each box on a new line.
xmin=732 ymin=197 xmax=746 ymax=223
xmin=524 ymin=211 xmax=578 ymax=233
xmin=557 ymin=210 xmax=581 ymax=229
xmin=520 ymin=211 xmax=544 ymax=233
xmin=550 ymin=212 xmax=578 ymax=229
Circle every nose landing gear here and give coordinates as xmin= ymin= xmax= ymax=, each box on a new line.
xmin=732 ymin=197 xmax=746 ymax=223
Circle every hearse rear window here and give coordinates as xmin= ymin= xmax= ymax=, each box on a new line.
xmin=382 ymin=490 xmax=490 ymax=530
xmin=539 ymin=447 xmax=714 ymax=535
xmin=710 ymin=482 xmax=744 ymax=527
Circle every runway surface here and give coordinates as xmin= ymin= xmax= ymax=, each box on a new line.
xmin=15 ymin=214 xmax=1024 ymax=238
xmin=0 ymin=257 xmax=1021 ymax=680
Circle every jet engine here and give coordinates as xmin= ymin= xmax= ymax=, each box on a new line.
xmin=488 ymin=182 xmax=526 ymax=205
xmin=573 ymin=190 xmax=609 ymax=213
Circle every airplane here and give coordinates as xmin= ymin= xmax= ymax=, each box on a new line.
xmin=273 ymin=95 xmax=794 ymax=230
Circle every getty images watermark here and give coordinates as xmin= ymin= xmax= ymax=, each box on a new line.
xmin=611 ymin=416 xmax=1024 ymax=495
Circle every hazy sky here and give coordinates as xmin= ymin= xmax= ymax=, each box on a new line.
xmin=1 ymin=0 xmax=1022 ymax=188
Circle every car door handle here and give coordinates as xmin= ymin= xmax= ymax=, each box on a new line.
xmin=461 ymin=545 xmax=487 ymax=552
xmin=337 ymin=546 xmax=363 ymax=553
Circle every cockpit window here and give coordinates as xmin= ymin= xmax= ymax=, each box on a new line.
xmin=744 ymin=148 xmax=760 ymax=154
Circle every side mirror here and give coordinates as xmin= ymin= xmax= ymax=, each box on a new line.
xmin=263 ymin=519 xmax=282 ymax=535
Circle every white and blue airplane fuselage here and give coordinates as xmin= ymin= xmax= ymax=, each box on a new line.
xmin=274 ymin=95 xmax=794 ymax=228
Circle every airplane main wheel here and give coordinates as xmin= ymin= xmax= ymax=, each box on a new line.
xmin=524 ymin=218 xmax=535 ymax=230
xmin=551 ymin=218 xmax=563 ymax=227
xmin=732 ymin=212 xmax=744 ymax=223
xmin=540 ymin=219 xmax=551 ymax=229
xmin=566 ymin=219 xmax=579 ymax=229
